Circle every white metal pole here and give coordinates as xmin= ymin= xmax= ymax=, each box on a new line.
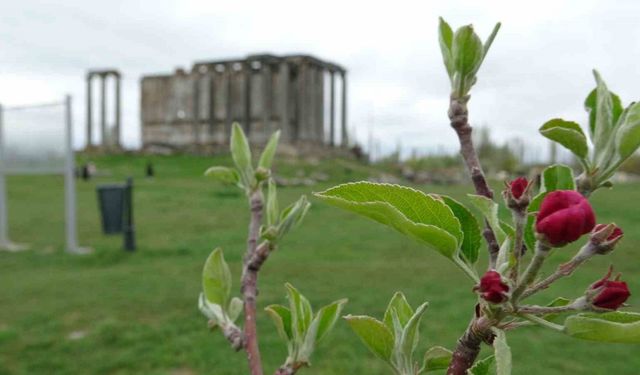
xmin=64 ymin=95 xmax=79 ymax=253
xmin=0 ymin=103 xmax=10 ymax=248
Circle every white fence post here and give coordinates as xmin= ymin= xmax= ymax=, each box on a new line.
xmin=0 ymin=103 xmax=9 ymax=248
xmin=64 ymin=95 xmax=79 ymax=253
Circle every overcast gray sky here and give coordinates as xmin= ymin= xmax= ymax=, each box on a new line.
xmin=1 ymin=0 xmax=639 ymax=158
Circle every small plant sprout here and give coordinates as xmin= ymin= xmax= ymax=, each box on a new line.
xmin=200 ymin=123 xmax=344 ymax=375
xmin=344 ymin=293 xmax=447 ymax=375
xmin=265 ymin=284 xmax=347 ymax=374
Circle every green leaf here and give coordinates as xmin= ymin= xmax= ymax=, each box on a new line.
xmin=523 ymin=214 xmax=536 ymax=253
xmin=204 ymin=166 xmax=240 ymax=186
xmin=265 ymin=304 xmax=293 ymax=342
xmin=584 ymin=79 xmax=623 ymax=146
xmin=539 ymin=119 xmax=589 ymax=159
xmin=198 ymin=292 xmax=224 ymax=324
xmin=496 ymin=237 xmax=511 ymax=273
xmin=467 ymin=194 xmax=506 ymax=244
xmin=614 ymin=102 xmax=640 ymax=162
xmin=423 ymin=346 xmax=452 ymax=372
xmin=543 ymin=297 xmax=572 ymax=323
xmin=344 ymin=315 xmax=395 ymax=362
xmin=452 ymin=25 xmax=484 ymax=77
xmin=258 ymin=130 xmax=281 ymax=169
xmin=442 ymin=196 xmax=482 ymax=264
xmin=383 ymin=292 xmax=414 ymax=332
xmin=399 ymin=302 xmax=429 ymax=363
xmin=541 ymin=164 xmax=576 ymax=192
xmin=588 ymin=71 xmax=624 ymax=167
xmin=493 ymin=328 xmax=511 ymax=375
xmin=228 ymin=297 xmax=243 ymax=323
xmin=230 ymin=122 xmax=255 ymax=188
xmin=299 ymin=298 xmax=348 ymax=361
xmin=278 ymin=195 xmax=310 ymax=238
xmin=564 ymin=311 xmax=640 ymax=343
xmin=285 ymin=283 xmax=313 ymax=342
xmin=202 ymin=248 xmax=232 ymax=309
xmin=438 ymin=17 xmax=455 ymax=80
xmin=528 ymin=164 xmax=575 ymax=215
xmin=315 ymin=182 xmax=462 ymax=259
xmin=482 ymin=23 xmax=501 ymax=61
xmin=266 ymin=179 xmax=279 ymax=227
xmin=469 ymin=355 xmax=495 ymax=375
xmin=313 ymin=299 xmax=348 ymax=343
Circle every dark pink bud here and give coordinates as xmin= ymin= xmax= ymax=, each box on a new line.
xmin=477 ymin=270 xmax=510 ymax=304
xmin=590 ymin=268 xmax=631 ymax=310
xmin=592 ymin=224 xmax=623 ymax=242
xmin=535 ymin=190 xmax=596 ymax=247
xmin=509 ymin=177 xmax=528 ymax=199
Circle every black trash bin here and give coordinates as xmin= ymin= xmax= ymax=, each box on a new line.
xmin=96 ymin=178 xmax=136 ymax=251
xmin=97 ymin=183 xmax=126 ymax=234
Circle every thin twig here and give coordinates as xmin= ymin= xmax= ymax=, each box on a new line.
xmin=515 ymin=304 xmax=579 ymax=315
xmin=241 ymin=190 xmax=265 ymax=375
xmin=509 ymin=210 xmax=526 ymax=281
xmin=512 ymin=242 xmax=551 ymax=301
xmin=520 ymin=243 xmax=594 ymax=300
xmin=448 ymin=96 xmax=501 ymax=268
xmin=517 ymin=313 xmax=565 ymax=332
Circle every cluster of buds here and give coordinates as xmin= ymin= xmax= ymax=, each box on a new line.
xmin=476 ymin=270 xmax=510 ymax=304
xmin=535 ymin=190 xmax=596 ymax=247
xmin=587 ymin=267 xmax=631 ymax=310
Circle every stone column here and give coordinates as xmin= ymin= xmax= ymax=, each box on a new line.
xmin=115 ymin=73 xmax=121 ymax=149
xmin=225 ymin=65 xmax=233 ymax=140
xmin=244 ymin=62 xmax=252 ymax=137
xmin=315 ymin=68 xmax=324 ymax=145
xmin=100 ymin=74 xmax=107 ymax=147
xmin=340 ymin=71 xmax=348 ymax=147
xmin=262 ymin=63 xmax=272 ymax=135
xmin=209 ymin=73 xmax=216 ymax=139
xmin=278 ymin=61 xmax=290 ymax=142
xmin=297 ymin=61 xmax=309 ymax=142
xmin=193 ymin=74 xmax=201 ymax=147
xmin=86 ymin=73 xmax=93 ymax=148
xmin=329 ymin=71 xmax=335 ymax=147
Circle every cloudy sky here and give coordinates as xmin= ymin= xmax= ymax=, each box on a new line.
xmin=1 ymin=0 xmax=639 ymax=158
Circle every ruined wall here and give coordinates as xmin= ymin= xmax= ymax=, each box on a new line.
xmin=141 ymin=55 xmax=346 ymax=153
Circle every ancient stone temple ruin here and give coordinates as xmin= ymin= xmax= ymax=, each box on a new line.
xmin=140 ymin=54 xmax=348 ymax=153
xmin=86 ymin=69 xmax=122 ymax=150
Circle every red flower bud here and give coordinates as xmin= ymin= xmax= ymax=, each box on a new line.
xmin=589 ymin=223 xmax=624 ymax=254
xmin=477 ymin=270 xmax=510 ymax=304
xmin=535 ymin=190 xmax=596 ymax=247
xmin=590 ymin=268 xmax=631 ymax=310
xmin=592 ymin=224 xmax=623 ymax=242
xmin=509 ymin=177 xmax=528 ymax=199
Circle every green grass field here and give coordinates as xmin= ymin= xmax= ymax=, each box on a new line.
xmin=1 ymin=154 xmax=638 ymax=374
